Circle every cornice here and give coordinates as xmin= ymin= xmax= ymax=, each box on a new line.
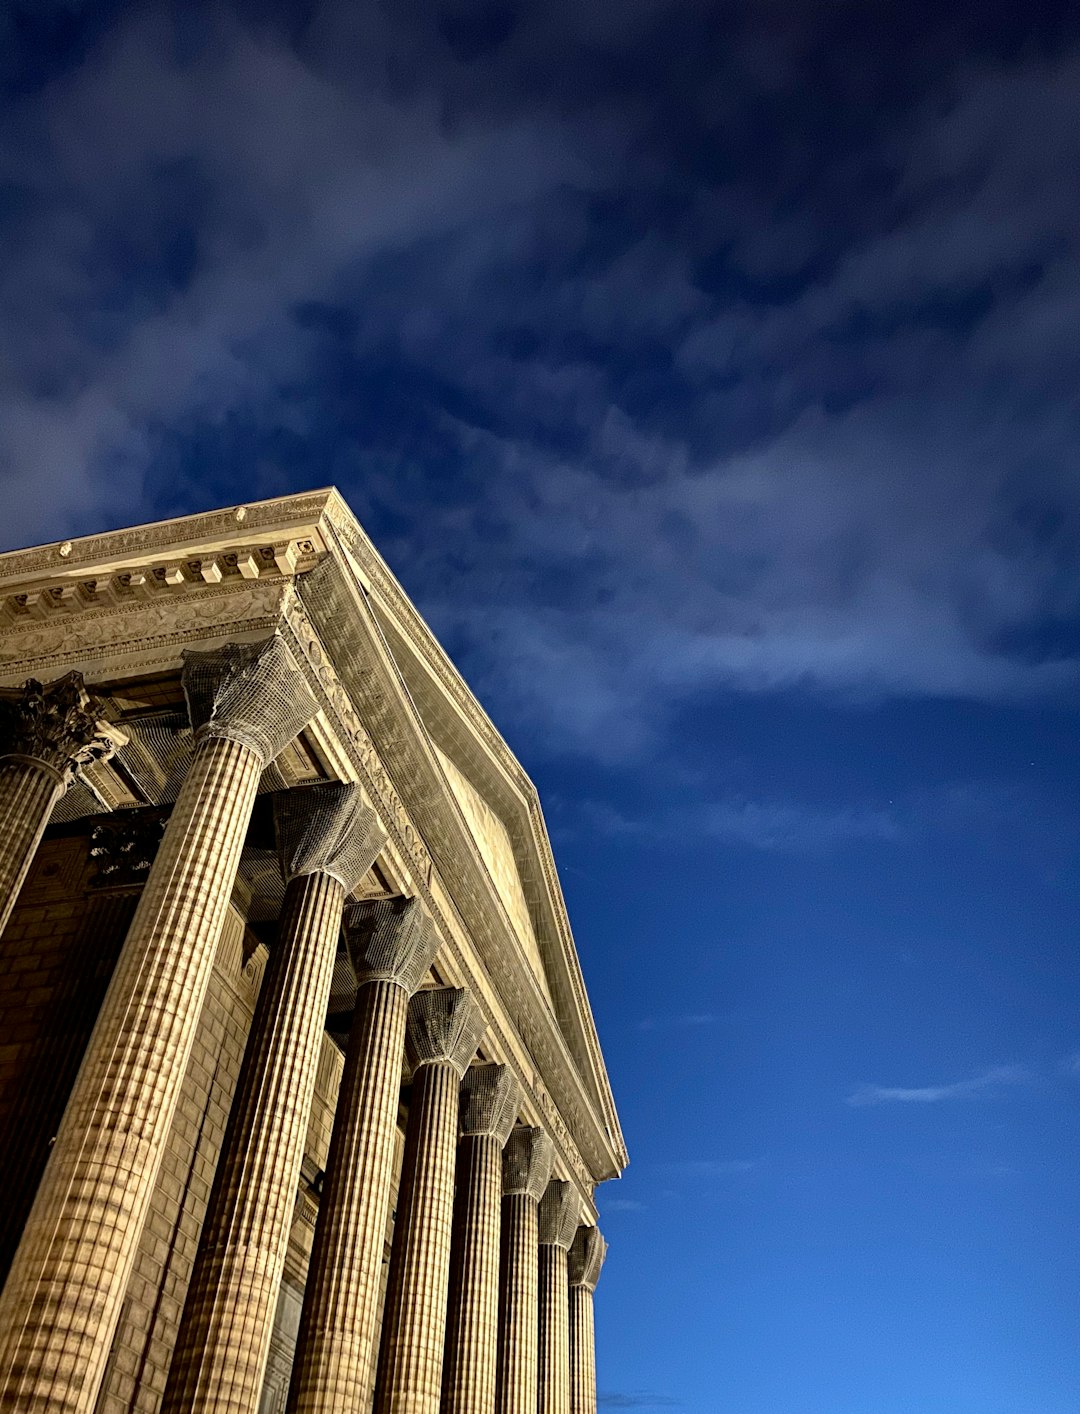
xmin=291 ymin=557 xmax=623 ymax=1184
xmin=0 ymin=490 xmax=335 ymax=587
xmin=279 ymin=591 xmax=604 ymax=1204
xmin=320 ymin=499 xmax=627 ymax=1168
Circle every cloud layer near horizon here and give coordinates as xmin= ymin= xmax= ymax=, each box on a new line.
xmin=4 ymin=1 xmax=1080 ymax=756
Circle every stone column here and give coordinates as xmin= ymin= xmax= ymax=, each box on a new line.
xmin=442 ymin=1064 xmax=523 ymax=1414
xmin=161 ymin=782 xmax=386 ymax=1414
xmin=495 ymin=1128 xmax=555 ymax=1414
xmin=0 ymin=671 xmax=125 ymax=936
xmin=286 ymin=897 xmax=442 ymax=1414
xmin=374 ymin=987 xmax=486 ymax=1414
xmin=537 ymin=1182 xmax=579 ymax=1414
xmin=0 ymin=636 xmax=317 ymax=1414
xmin=568 ymin=1227 xmax=606 ymax=1414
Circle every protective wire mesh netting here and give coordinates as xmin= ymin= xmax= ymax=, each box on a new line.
xmin=344 ymin=896 xmax=441 ymax=992
xmin=274 ymin=782 xmax=386 ymax=892
xmin=568 ymin=1226 xmax=607 ymax=1290
xmin=538 ymin=1180 xmax=580 ymax=1249
xmin=502 ymin=1128 xmax=555 ymax=1200
xmin=181 ymin=636 xmax=317 ymax=765
xmin=459 ymin=1063 xmax=522 ymax=1142
xmin=406 ymin=986 xmax=486 ymax=1074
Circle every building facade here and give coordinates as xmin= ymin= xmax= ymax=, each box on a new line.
xmin=0 ymin=489 xmax=626 ymax=1414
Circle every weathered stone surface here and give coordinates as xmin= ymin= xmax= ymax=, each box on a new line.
xmin=443 ymin=1067 xmax=521 ymax=1414
xmin=286 ymin=901 xmax=441 ymax=1414
xmin=0 ymin=641 xmax=315 ymax=1414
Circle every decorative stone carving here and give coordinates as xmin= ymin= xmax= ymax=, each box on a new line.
xmin=275 ymin=782 xmax=386 ymax=893
xmin=460 ymin=1064 xmax=521 ymax=1143
xmin=0 ymin=672 xmax=126 ymax=785
xmin=0 ymin=581 xmax=287 ymax=676
xmin=538 ymin=1181 xmax=579 ymax=1251
xmin=568 ymin=1227 xmax=606 ymax=1292
xmin=182 ymin=635 xmax=318 ymax=766
xmin=406 ymin=987 xmax=486 ymax=1078
xmin=89 ymin=814 xmax=167 ymax=888
xmin=502 ymin=1128 xmax=555 ymax=1202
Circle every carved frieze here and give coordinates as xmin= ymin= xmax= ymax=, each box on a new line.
xmin=0 ymin=580 xmax=289 ymax=680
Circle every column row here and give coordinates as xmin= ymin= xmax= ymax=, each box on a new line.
xmin=0 ymin=647 xmax=607 ymax=1414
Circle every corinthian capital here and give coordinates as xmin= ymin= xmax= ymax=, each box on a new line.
xmin=568 ymin=1225 xmax=607 ymax=1291
xmin=274 ymin=783 xmax=387 ymax=892
xmin=0 ymin=672 xmax=127 ymax=786
xmin=538 ymin=1180 xmax=579 ymax=1250
xmin=406 ymin=987 xmax=485 ymax=1078
xmin=502 ymin=1127 xmax=555 ymax=1201
xmin=460 ymin=1063 xmax=522 ymax=1143
xmin=346 ymin=896 xmax=441 ymax=992
xmin=181 ymin=635 xmax=317 ymax=766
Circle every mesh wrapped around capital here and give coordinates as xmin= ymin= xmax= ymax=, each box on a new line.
xmin=181 ymin=636 xmax=317 ymax=765
xmin=275 ymin=782 xmax=386 ymax=892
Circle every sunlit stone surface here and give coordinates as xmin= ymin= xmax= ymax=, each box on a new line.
xmin=0 ymin=490 xmax=624 ymax=1414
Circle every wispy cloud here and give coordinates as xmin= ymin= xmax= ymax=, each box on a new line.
xmin=603 ymin=1197 xmax=647 ymax=1213
xmin=637 ymin=1013 xmax=717 ymax=1032
xmin=1061 ymin=1053 xmax=1080 ymax=1078
xmin=599 ymin=1395 xmax=682 ymax=1409
xmin=846 ymin=1064 xmax=1029 ymax=1107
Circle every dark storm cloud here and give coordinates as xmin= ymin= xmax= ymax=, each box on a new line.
xmin=3 ymin=0 xmax=1080 ymax=754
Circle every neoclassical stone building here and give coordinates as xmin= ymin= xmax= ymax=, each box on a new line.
xmin=0 ymin=489 xmax=625 ymax=1414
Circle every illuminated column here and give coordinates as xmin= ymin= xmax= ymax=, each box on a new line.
xmin=0 ymin=636 xmax=317 ymax=1414
xmin=495 ymin=1128 xmax=555 ymax=1414
xmin=442 ymin=1064 xmax=523 ymax=1414
xmin=374 ymin=987 xmax=486 ymax=1414
xmin=161 ymin=783 xmax=386 ymax=1414
xmin=537 ymin=1182 xmax=578 ymax=1414
xmin=568 ymin=1227 xmax=606 ymax=1414
xmin=286 ymin=898 xmax=441 ymax=1414
xmin=0 ymin=671 xmax=125 ymax=936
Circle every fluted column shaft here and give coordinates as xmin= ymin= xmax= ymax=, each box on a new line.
xmin=288 ymin=978 xmax=407 ymax=1414
xmin=497 ymin=1195 xmax=540 ymax=1414
xmin=567 ymin=1226 xmax=605 ymax=1414
xmin=375 ymin=988 xmax=485 ymax=1414
xmin=443 ymin=1133 xmax=502 ymax=1414
xmin=442 ymin=1064 xmax=522 ymax=1414
xmin=496 ymin=1129 xmax=554 ymax=1414
xmin=376 ymin=1061 xmax=461 ymax=1414
xmin=162 ymin=782 xmax=384 ymax=1414
xmin=0 ymin=735 xmax=263 ymax=1414
xmin=0 ymin=636 xmax=315 ymax=1414
xmin=160 ymin=870 xmax=344 ymax=1414
xmin=538 ymin=1246 xmax=569 ymax=1414
xmin=0 ymin=758 xmax=63 ymax=937
xmin=286 ymin=897 xmax=442 ymax=1414
xmin=537 ymin=1183 xmax=577 ymax=1414
xmin=568 ymin=1289 xmax=596 ymax=1414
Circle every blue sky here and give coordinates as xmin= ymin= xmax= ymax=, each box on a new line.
xmin=3 ymin=2 xmax=1080 ymax=1409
